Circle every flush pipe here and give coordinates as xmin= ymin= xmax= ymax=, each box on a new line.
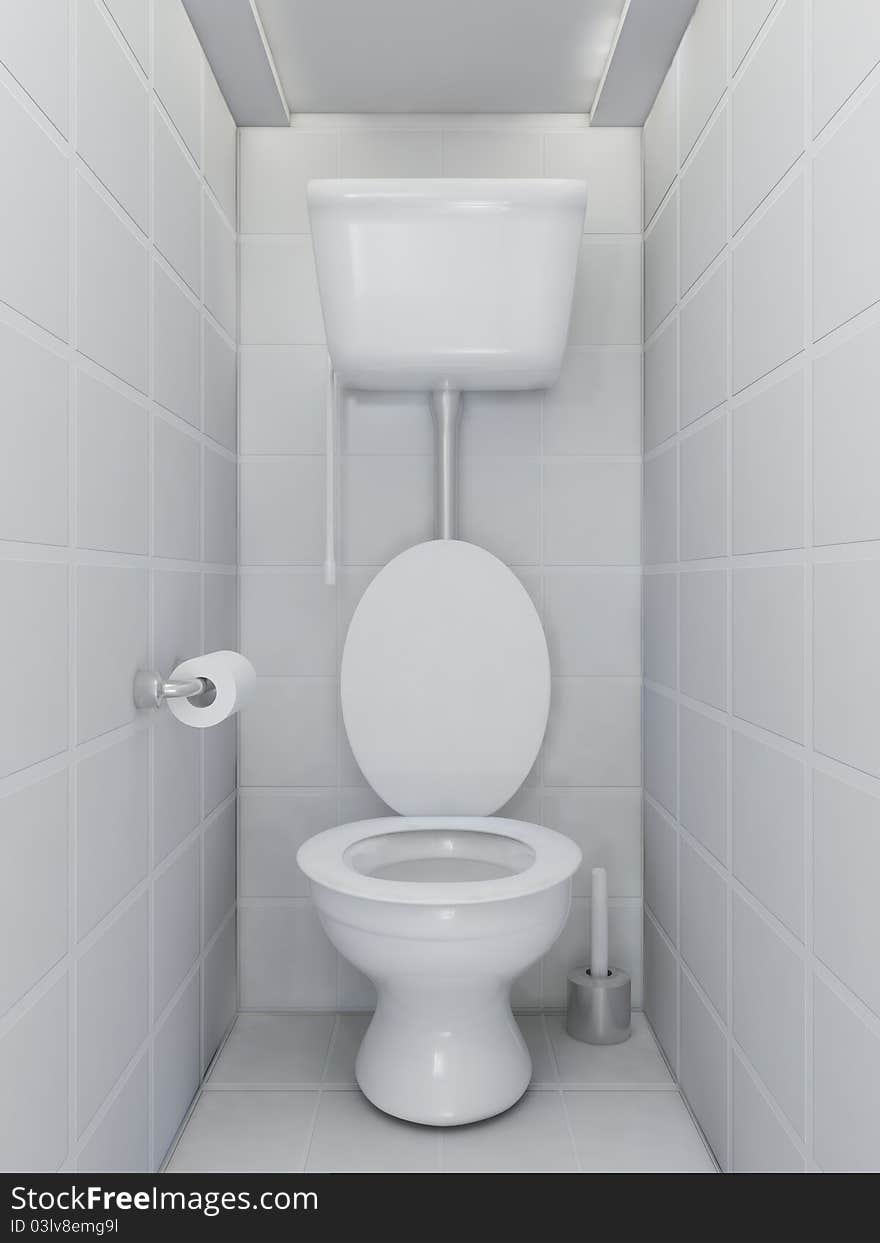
xmin=430 ymin=389 xmax=462 ymax=540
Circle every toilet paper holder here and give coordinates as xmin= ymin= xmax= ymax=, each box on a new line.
xmin=133 ymin=670 xmax=217 ymax=710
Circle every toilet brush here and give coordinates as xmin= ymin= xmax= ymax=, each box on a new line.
xmin=565 ymin=866 xmax=632 ymax=1044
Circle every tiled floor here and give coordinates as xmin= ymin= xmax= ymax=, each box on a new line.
xmin=165 ymin=1012 xmax=716 ymax=1173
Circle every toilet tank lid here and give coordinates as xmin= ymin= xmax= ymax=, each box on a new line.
xmin=340 ymin=540 xmax=550 ymax=817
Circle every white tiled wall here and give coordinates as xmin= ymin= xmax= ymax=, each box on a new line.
xmin=642 ymin=0 xmax=880 ymax=1172
xmin=237 ymin=116 xmax=643 ymax=1013
xmin=0 ymin=0 xmax=237 ymax=1172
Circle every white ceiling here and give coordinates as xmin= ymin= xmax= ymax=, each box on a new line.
xmin=254 ymin=0 xmax=626 ymax=114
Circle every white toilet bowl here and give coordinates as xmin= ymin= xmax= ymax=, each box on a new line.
xmin=297 ymin=815 xmax=580 ymax=1126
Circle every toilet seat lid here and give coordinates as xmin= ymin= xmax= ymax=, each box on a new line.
xmin=341 ymin=540 xmax=550 ymax=816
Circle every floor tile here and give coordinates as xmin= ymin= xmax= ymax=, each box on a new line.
xmin=322 ymin=1013 xmax=370 ymax=1085
xmin=546 ymin=1013 xmax=674 ymax=1086
xmin=564 ymin=1091 xmax=715 ymax=1172
xmin=305 ymin=1090 xmax=440 ymax=1172
xmin=441 ymin=1090 xmax=578 ymax=1172
xmin=207 ymin=1013 xmax=334 ymax=1086
xmin=165 ymin=1090 xmax=318 ymax=1173
xmin=516 ymin=1014 xmax=558 ymax=1085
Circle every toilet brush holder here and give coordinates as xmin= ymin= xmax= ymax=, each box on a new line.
xmin=565 ymin=966 xmax=631 ymax=1045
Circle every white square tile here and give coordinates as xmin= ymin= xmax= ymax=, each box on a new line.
xmin=680 ymin=262 xmax=727 ymax=427
xmin=204 ymin=571 xmax=237 ymax=653
xmin=0 ymin=322 xmax=68 ymax=545
xmin=565 ymin=1090 xmax=713 ymax=1173
xmin=732 ymin=895 xmax=804 ymax=1134
xmin=241 ymin=571 xmax=336 ymax=675
xmin=203 ymin=67 xmax=235 ymax=222
xmin=104 ymin=0 xmax=148 ymax=70
xmin=544 ymin=349 xmax=641 ymax=455
xmin=814 ymin=770 xmax=880 ymax=1016
xmin=442 ymin=1091 xmax=576 ymax=1173
xmin=342 ymin=388 xmax=434 ymax=455
xmin=152 ymin=975 xmax=200 ymax=1165
xmin=732 ymin=730 xmax=804 ymax=938
xmin=814 ymin=560 xmax=880 ymax=775
xmin=679 ymin=970 xmax=727 ymax=1167
xmin=341 ymin=455 xmax=435 ymax=566
xmin=680 ymin=839 xmax=727 ymax=1017
xmin=0 ymin=84 xmax=68 ymax=340
xmin=645 ymin=912 xmax=679 ymax=1071
xmin=339 ymin=129 xmax=441 ymax=177
xmin=441 ymin=129 xmax=541 ymax=177
xmin=0 ymin=0 xmax=69 ymax=134
xmin=680 ymin=569 xmax=727 ymax=710
xmin=548 ymin=1011 xmax=672 ymax=1086
xmin=304 ymin=1089 xmax=438 ymax=1172
xmin=76 ymin=731 xmax=149 ymax=939
xmin=239 ymin=347 xmax=326 ymax=454
xmin=544 ymin=571 xmax=640 ymax=675
xmin=239 ymin=790 xmax=337 ymax=899
xmin=732 ymin=0 xmax=804 ymax=232
xmin=203 ymin=801 xmax=235 ymax=942
xmin=153 ymin=416 xmax=200 ymax=560
xmin=204 ymin=194 xmax=236 ymax=337
xmin=239 ymin=903 xmax=337 ymax=1009
xmin=542 ymin=788 xmax=642 ymax=898
xmin=644 ymin=688 xmax=677 ymax=817
xmin=569 ymin=239 xmax=642 ymax=346
xmin=680 ymin=414 xmax=727 ymax=561
xmin=77 ymin=564 xmax=148 ymax=743
xmin=153 ymin=263 xmax=200 ymax=426
xmin=203 ymin=917 xmax=236 ymax=1070
xmin=733 ymin=368 xmax=805 ymax=553
xmin=0 ymin=977 xmax=68 ymax=1171
xmin=77 ymin=1056 xmax=150 ymax=1173
xmin=209 ymin=1013 xmax=335 ymax=1086
xmin=153 ymin=842 xmax=199 ymax=1019
xmin=678 ymin=0 xmax=727 ymax=161
xmin=204 ymin=320 xmax=236 ymax=451
xmin=239 ymin=129 xmax=337 ymax=233
xmin=645 ymin=798 xmax=678 ymax=942
xmin=644 ymin=63 xmax=678 ymax=225
xmin=240 ymin=677 xmax=337 ymax=787
xmin=322 ymin=1013 xmax=369 ymax=1085
xmin=77 ymin=895 xmax=149 ymax=1134
xmin=154 ymin=107 xmax=201 ymax=295
xmin=543 ymin=461 xmax=641 ymax=566
xmin=153 ymin=566 xmax=201 ymax=679
xmin=644 ymin=317 xmax=678 ymax=451
xmin=644 ymin=190 xmax=678 ymax=337
xmin=814 ymin=319 xmax=880 ymax=545
xmin=77 ymin=370 xmax=148 ymax=554
xmin=153 ymin=712 xmax=200 ymax=864
xmin=644 ymin=445 xmax=678 ymax=565
xmin=204 ymin=715 xmax=236 ymax=814
xmin=0 ymin=772 xmax=68 ymax=1015
xmin=0 ymin=561 xmax=68 ymax=777
xmin=732 ymin=175 xmax=805 ymax=393
xmin=680 ymin=705 xmax=727 ymax=864
xmin=513 ymin=1015 xmax=557 ymax=1085
xmin=543 ymin=677 xmax=641 ymax=788
xmin=153 ymin=0 xmax=201 ymax=162
xmin=544 ymin=128 xmax=642 ymax=234
xmin=644 ymin=572 xmax=677 ymax=689
xmin=167 ymin=1089 xmax=318 ymax=1173
xmin=731 ymin=0 xmax=777 ymax=71
xmin=813 ymin=977 xmax=880 ymax=1172
xmin=813 ymin=0 xmax=880 ymax=135
xmin=457 ymin=456 xmax=539 ymax=566
xmin=76 ymin=0 xmax=148 ymax=231
xmin=76 ymin=175 xmax=148 ymax=392
xmin=240 ymin=457 xmax=324 ymax=566
xmin=732 ymin=565 xmax=805 ymax=742
xmin=459 ymin=389 xmax=540 ymax=457
xmin=680 ymin=107 xmax=727 ymax=292
xmin=732 ymin=1054 xmax=804 ymax=1172
xmin=204 ymin=448 xmax=236 ymax=565
xmin=241 ymin=237 xmax=324 ymax=345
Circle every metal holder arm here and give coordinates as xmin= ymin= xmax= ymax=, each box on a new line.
xmin=133 ymin=670 xmax=214 ymax=710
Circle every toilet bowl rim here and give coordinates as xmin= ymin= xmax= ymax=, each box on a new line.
xmin=296 ymin=815 xmax=581 ymax=906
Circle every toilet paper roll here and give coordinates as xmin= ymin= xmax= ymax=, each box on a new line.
xmin=166 ymin=650 xmax=256 ymax=729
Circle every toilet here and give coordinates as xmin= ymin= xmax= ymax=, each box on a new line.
xmin=297 ymin=538 xmax=581 ymax=1126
